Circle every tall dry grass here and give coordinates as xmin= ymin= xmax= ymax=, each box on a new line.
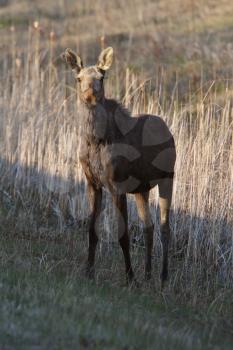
xmin=0 ymin=25 xmax=232 ymax=308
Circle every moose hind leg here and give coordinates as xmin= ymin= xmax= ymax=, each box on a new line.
xmin=86 ymin=183 xmax=102 ymax=279
xmin=112 ymin=194 xmax=134 ymax=283
xmin=158 ymin=178 xmax=173 ymax=286
xmin=135 ymin=192 xmax=154 ymax=280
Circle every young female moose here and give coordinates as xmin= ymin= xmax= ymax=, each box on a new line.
xmin=63 ymin=47 xmax=176 ymax=285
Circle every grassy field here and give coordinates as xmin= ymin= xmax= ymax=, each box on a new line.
xmin=1 ymin=235 xmax=233 ymax=350
xmin=0 ymin=0 xmax=233 ymax=349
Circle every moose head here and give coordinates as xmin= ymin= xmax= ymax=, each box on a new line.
xmin=63 ymin=47 xmax=113 ymax=107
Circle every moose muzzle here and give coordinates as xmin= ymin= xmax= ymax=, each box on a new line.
xmin=83 ymin=88 xmax=97 ymax=106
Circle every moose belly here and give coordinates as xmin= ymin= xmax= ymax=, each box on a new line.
xmin=105 ymin=158 xmax=162 ymax=194
xmin=100 ymin=144 xmax=175 ymax=194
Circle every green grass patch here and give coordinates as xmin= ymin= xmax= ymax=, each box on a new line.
xmin=0 ymin=236 xmax=232 ymax=349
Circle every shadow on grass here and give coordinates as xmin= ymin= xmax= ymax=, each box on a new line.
xmin=0 ymin=155 xmax=232 ymax=291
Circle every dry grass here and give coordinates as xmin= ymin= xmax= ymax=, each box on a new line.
xmin=0 ymin=0 xmax=232 ymax=336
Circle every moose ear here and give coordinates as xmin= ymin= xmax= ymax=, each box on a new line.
xmin=62 ymin=48 xmax=83 ymax=73
xmin=97 ymin=47 xmax=114 ymax=71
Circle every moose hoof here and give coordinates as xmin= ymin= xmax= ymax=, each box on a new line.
xmin=86 ymin=265 xmax=95 ymax=280
xmin=160 ymin=270 xmax=168 ymax=289
xmin=145 ymin=271 xmax=152 ymax=281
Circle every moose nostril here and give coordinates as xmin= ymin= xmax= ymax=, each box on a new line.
xmin=85 ymin=89 xmax=91 ymax=95
xmin=83 ymin=90 xmax=95 ymax=104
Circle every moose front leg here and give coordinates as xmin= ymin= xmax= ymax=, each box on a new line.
xmin=86 ymin=182 xmax=102 ymax=279
xmin=112 ymin=194 xmax=134 ymax=284
xmin=158 ymin=178 xmax=173 ymax=287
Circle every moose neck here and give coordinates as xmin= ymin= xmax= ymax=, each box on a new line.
xmin=80 ymin=97 xmax=132 ymax=145
xmin=81 ymin=99 xmax=109 ymax=144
